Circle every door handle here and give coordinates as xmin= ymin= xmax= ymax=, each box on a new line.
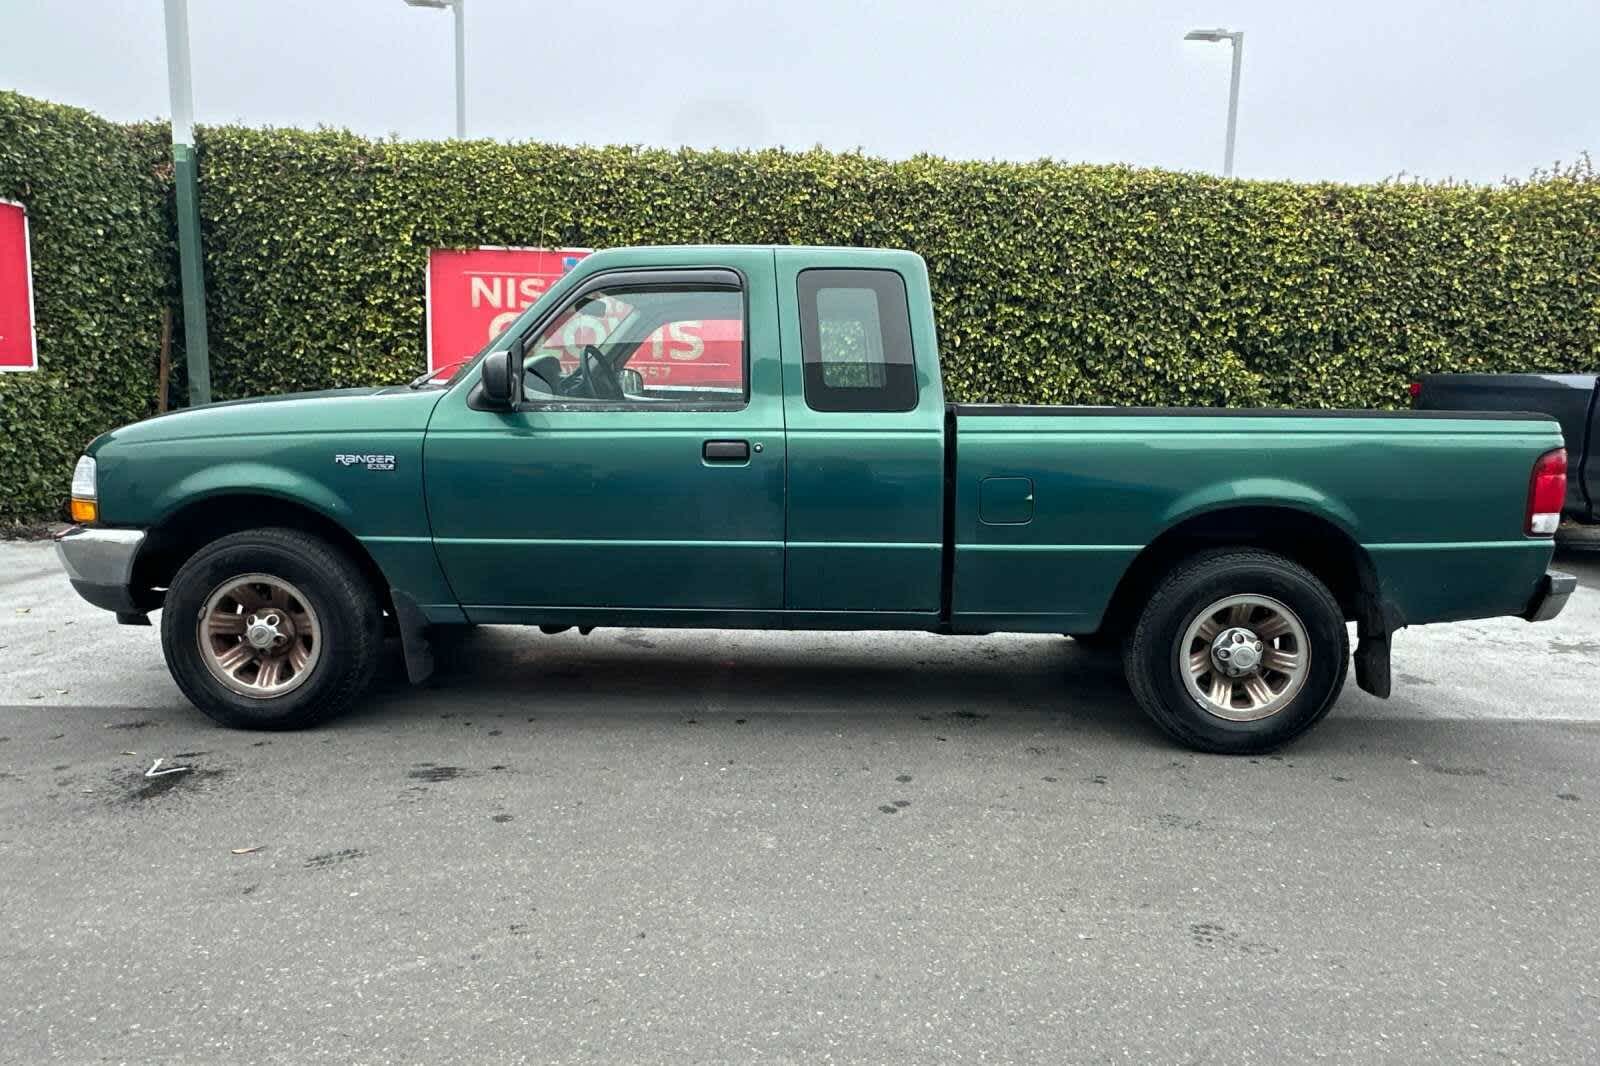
xmin=703 ymin=439 xmax=750 ymax=462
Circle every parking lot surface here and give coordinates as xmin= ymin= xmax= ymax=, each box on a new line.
xmin=2 ymin=540 xmax=1598 ymax=1064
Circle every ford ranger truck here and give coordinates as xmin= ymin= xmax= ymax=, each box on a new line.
xmin=55 ymin=246 xmax=1577 ymax=753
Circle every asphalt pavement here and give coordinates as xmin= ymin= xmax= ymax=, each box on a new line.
xmin=1 ymin=539 xmax=1597 ymax=1064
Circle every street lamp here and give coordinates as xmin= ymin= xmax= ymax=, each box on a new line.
xmin=1184 ymin=27 xmax=1243 ymax=177
xmin=404 ymin=0 xmax=466 ymax=138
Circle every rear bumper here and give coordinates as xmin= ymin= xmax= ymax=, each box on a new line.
xmin=1523 ymin=570 xmax=1577 ymax=623
xmin=54 ymin=526 xmax=145 ymax=613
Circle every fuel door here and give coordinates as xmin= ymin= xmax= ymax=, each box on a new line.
xmin=978 ymin=476 xmax=1034 ymax=526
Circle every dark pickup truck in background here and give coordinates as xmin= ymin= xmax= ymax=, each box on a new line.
xmin=1415 ymin=373 xmax=1598 ymax=525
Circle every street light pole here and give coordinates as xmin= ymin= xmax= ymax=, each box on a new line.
xmin=1184 ymin=28 xmax=1244 ymax=178
xmin=1223 ymin=31 xmax=1243 ymax=178
xmin=162 ymin=0 xmax=211 ymax=404
xmin=453 ymin=0 xmax=466 ymax=139
xmin=404 ymin=0 xmax=466 ymax=138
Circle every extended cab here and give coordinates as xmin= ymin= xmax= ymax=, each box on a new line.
xmin=56 ymin=246 xmax=1576 ymax=753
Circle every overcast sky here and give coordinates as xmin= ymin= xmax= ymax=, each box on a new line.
xmin=6 ymin=0 xmax=1597 ymax=184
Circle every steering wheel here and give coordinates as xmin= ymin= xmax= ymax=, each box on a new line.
xmin=581 ymin=344 xmax=623 ymax=400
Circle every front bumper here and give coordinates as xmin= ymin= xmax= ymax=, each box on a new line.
xmin=1523 ymin=569 xmax=1577 ymax=623
xmin=54 ymin=526 xmax=145 ymax=613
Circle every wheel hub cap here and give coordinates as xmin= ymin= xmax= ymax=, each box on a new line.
xmin=1211 ymin=626 xmax=1263 ymax=675
xmin=197 ymin=574 xmax=322 ymax=699
xmin=245 ymin=612 xmax=288 ymax=650
xmin=1179 ymin=594 xmax=1311 ymax=722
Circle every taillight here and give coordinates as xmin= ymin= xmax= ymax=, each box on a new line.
xmin=1526 ymin=448 xmax=1566 ymax=536
xmin=1407 ymin=381 xmax=1422 ymax=400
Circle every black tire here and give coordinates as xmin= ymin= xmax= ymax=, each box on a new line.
xmin=1122 ymin=548 xmax=1349 ymax=754
xmin=160 ymin=527 xmax=382 ymax=729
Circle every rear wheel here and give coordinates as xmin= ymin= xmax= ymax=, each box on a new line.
xmin=160 ymin=528 xmax=382 ymax=729
xmin=1123 ymin=549 xmax=1348 ymax=754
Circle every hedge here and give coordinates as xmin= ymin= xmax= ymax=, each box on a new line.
xmin=0 ymin=93 xmax=173 ymax=524
xmin=196 ymin=130 xmax=1600 ymax=410
xmin=3 ymin=89 xmax=1599 ymax=523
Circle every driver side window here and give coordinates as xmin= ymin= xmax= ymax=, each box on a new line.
xmin=520 ymin=281 xmax=747 ymax=406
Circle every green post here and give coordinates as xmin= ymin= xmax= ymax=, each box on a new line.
xmin=171 ymin=143 xmax=210 ymax=405
xmin=164 ymin=0 xmax=211 ymax=405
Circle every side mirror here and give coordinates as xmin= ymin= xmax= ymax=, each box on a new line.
xmin=479 ymin=338 xmax=522 ymax=407
xmin=620 ymin=368 xmax=644 ymax=397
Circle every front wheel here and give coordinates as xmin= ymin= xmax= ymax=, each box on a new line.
xmin=1123 ymin=549 xmax=1349 ymax=754
xmin=160 ymin=528 xmax=382 ymax=729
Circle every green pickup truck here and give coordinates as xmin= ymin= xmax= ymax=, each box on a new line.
xmin=56 ymin=245 xmax=1575 ymax=753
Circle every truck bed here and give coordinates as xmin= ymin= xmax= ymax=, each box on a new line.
xmin=948 ymin=404 xmax=1562 ymax=633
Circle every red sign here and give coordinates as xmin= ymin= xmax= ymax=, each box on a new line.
xmin=424 ymin=246 xmax=743 ymax=390
xmin=425 ymin=246 xmax=588 ymax=375
xmin=0 ymin=200 xmax=38 ymax=372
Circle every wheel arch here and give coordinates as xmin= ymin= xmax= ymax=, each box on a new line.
xmin=1097 ymin=503 xmax=1386 ymax=642
xmin=130 ymin=491 xmax=393 ymax=616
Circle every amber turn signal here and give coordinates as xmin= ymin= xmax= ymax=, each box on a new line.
xmin=69 ymin=497 xmax=98 ymax=523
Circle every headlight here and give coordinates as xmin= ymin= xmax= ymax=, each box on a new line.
xmin=70 ymin=455 xmax=97 ymax=523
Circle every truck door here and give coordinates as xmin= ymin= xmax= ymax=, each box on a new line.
xmin=424 ymin=251 xmax=787 ymax=621
xmin=773 ymin=249 xmax=946 ymax=623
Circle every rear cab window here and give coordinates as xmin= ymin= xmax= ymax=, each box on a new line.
xmin=797 ymin=268 xmax=917 ymax=413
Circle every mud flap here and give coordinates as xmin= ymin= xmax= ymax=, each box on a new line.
xmin=389 ymin=588 xmax=435 ymax=685
xmin=1352 ymin=562 xmax=1399 ymax=699
xmin=1354 ymin=632 xmax=1391 ymax=698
